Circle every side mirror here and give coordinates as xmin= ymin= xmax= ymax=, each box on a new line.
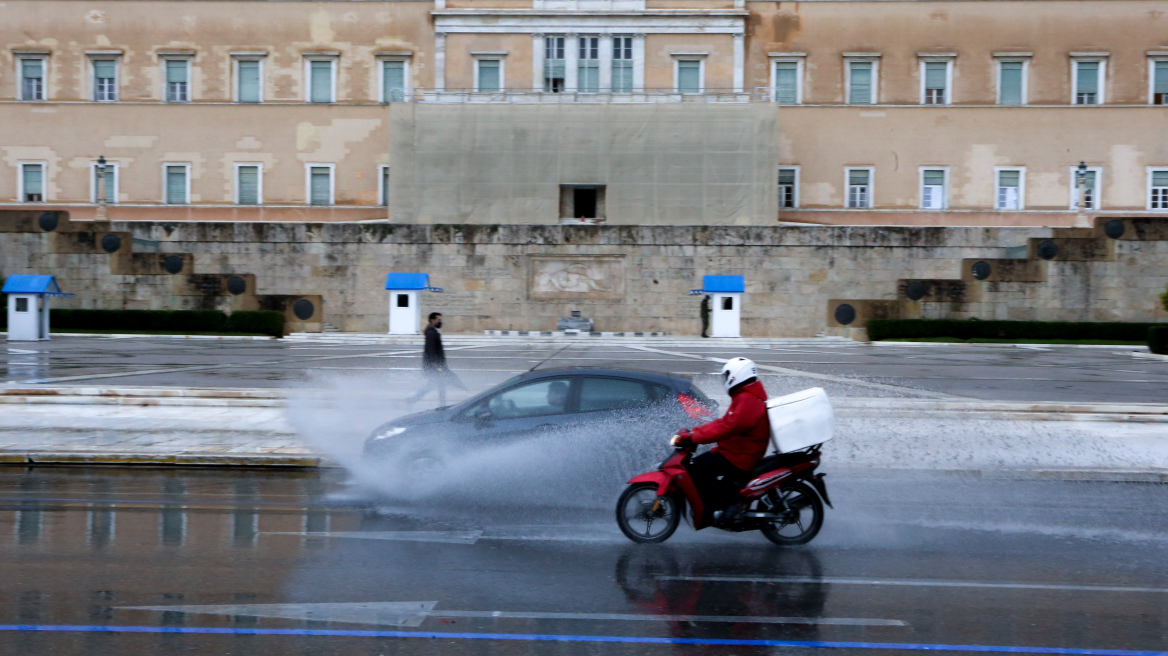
xmin=474 ymin=407 xmax=493 ymax=423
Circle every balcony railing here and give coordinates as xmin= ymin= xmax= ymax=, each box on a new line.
xmin=407 ymin=87 xmax=772 ymax=104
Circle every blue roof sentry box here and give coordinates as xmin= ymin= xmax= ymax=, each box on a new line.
xmin=2 ymin=274 xmax=73 ymax=297
xmin=385 ymin=273 xmax=430 ymax=290
xmin=702 ymin=275 xmax=745 ymax=293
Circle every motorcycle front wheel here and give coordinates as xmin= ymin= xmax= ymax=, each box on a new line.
xmin=616 ymin=483 xmax=682 ymax=544
xmin=760 ymin=480 xmax=824 ymax=546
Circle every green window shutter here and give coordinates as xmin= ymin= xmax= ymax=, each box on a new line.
xmin=923 ymin=170 xmax=945 ymax=186
xmin=999 ymin=62 xmax=1023 ymax=105
xmin=23 ymin=165 xmax=43 ymax=196
xmin=382 ymin=61 xmax=405 ymax=102
xmin=612 ymin=61 xmax=632 ymax=93
xmin=677 ymin=61 xmax=700 ymax=93
xmin=310 ymin=167 xmax=331 ymax=205
xmin=774 ymin=62 xmax=798 ymax=104
xmin=924 ymin=62 xmax=947 ymax=90
xmin=166 ymin=60 xmax=187 ymax=84
xmin=1084 ymin=171 xmax=1097 ymax=188
xmin=1155 ymin=61 xmax=1168 ymax=94
xmin=166 ymin=166 xmax=187 ymax=204
xmin=237 ymin=166 xmax=259 ymax=205
xmin=1076 ymin=62 xmax=1099 ymax=93
xmin=310 ymin=61 xmax=332 ymax=102
xmin=579 ymin=64 xmax=599 ymax=93
xmin=545 ymin=60 xmax=565 ymax=80
xmin=778 ymin=169 xmax=796 ymax=185
xmin=1152 ymin=171 xmax=1168 ymax=187
xmin=94 ymin=60 xmax=116 ymax=81
xmin=238 ymin=61 xmax=260 ymax=102
xmin=849 ymin=169 xmax=869 ymax=185
xmin=849 ymin=62 xmax=872 ymax=104
xmin=23 ymin=59 xmax=43 ymax=79
xmin=998 ymin=170 xmax=1020 ymax=187
xmin=478 ymin=60 xmax=500 ymax=91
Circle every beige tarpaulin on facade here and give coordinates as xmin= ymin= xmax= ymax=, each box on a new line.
xmin=389 ymin=102 xmax=778 ymax=225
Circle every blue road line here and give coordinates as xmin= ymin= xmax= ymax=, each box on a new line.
xmin=0 ymin=624 xmax=1165 ymax=655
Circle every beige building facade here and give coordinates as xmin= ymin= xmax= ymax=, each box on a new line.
xmin=2 ymin=0 xmax=1168 ymax=226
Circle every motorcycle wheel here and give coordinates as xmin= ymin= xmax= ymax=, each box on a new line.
xmin=616 ymin=483 xmax=681 ymax=544
xmin=760 ymin=480 xmax=824 ymax=546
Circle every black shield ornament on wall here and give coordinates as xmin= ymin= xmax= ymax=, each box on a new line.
xmin=971 ymin=261 xmax=992 ymax=280
xmin=834 ymin=303 xmax=857 ymax=326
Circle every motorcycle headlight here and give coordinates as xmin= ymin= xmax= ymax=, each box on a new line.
xmin=370 ymin=426 xmax=408 ymax=440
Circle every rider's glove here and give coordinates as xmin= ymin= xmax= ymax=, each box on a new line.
xmin=670 ymin=429 xmax=694 ymax=447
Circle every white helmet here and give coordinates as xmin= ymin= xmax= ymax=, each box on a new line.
xmin=721 ymin=357 xmax=758 ymax=392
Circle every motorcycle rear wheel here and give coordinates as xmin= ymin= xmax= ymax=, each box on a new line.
xmin=760 ymin=481 xmax=824 ymax=546
xmin=616 ymin=483 xmax=682 ymax=544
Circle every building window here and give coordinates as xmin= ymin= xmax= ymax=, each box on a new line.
xmin=1069 ymin=166 xmax=1102 ymax=210
xmin=92 ymin=59 xmax=118 ymax=102
xmin=771 ymin=56 xmax=804 ymax=104
xmin=475 ymin=57 xmax=503 ymax=93
xmin=845 ymin=167 xmax=873 ymax=209
xmin=920 ymin=168 xmax=949 ymax=209
xmin=379 ymin=165 xmax=390 ymax=207
xmin=381 ymin=59 xmax=407 ymax=102
xmin=920 ymin=59 xmax=952 ymax=105
xmin=235 ymin=164 xmax=261 ymax=205
xmin=778 ymin=167 xmax=799 ymax=208
xmin=19 ymin=163 xmax=45 ymax=203
xmin=1148 ymin=168 xmax=1168 ymax=210
xmin=164 ymin=58 xmax=190 ymax=102
xmin=675 ymin=59 xmax=703 ymax=94
xmin=997 ymin=59 xmax=1027 ymax=105
xmin=91 ymin=161 xmax=119 ymax=204
xmin=164 ymin=164 xmax=190 ymax=205
xmin=307 ymin=164 xmax=334 ymax=206
xmin=578 ymin=36 xmax=599 ymax=93
xmin=19 ymin=57 xmax=45 ymax=101
xmin=1150 ymin=59 xmax=1168 ymax=105
xmin=544 ymin=36 xmax=565 ymax=92
xmin=1072 ymin=58 xmax=1105 ymax=105
xmin=846 ymin=58 xmax=878 ymax=105
xmin=235 ymin=58 xmax=263 ymax=103
xmin=995 ymin=168 xmax=1025 ymax=210
xmin=306 ymin=58 xmax=336 ymax=103
xmin=612 ymin=36 xmax=633 ymax=93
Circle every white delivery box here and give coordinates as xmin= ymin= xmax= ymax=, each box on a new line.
xmin=765 ymin=387 xmax=834 ymax=454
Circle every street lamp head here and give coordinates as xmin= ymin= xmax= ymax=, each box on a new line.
xmin=1077 ymin=161 xmax=1087 ymax=174
xmin=96 ymin=155 xmax=106 ymax=172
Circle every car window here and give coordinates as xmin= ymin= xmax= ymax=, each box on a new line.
xmin=485 ymin=378 xmax=572 ymax=419
xmin=579 ymin=377 xmax=669 ymax=413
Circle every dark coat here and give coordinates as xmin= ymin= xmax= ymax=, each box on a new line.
xmin=690 ymin=380 xmax=770 ymax=471
xmin=422 ymin=325 xmax=447 ymax=372
xmin=700 ymin=296 xmax=711 ymax=319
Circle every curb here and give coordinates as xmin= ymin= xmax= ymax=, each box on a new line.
xmin=838 ymin=467 xmax=1168 ymax=484
xmin=871 ymin=341 xmax=1150 ymax=350
xmin=0 ymin=452 xmax=321 ymax=468
xmin=3 ymin=332 xmax=276 ymax=340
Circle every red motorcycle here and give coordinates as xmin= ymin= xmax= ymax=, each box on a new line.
xmin=616 ymin=442 xmax=832 ymax=545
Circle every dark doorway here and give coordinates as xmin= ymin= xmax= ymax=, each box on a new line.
xmin=574 ymin=187 xmax=597 ymax=218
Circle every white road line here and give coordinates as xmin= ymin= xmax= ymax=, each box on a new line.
xmin=429 ymin=611 xmax=906 ymax=627
xmin=657 ymin=575 xmax=1168 ymax=594
xmin=265 ymin=530 xmax=484 ymax=544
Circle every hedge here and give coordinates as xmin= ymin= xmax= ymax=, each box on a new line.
xmin=867 ymin=319 xmax=1163 ymax=343
xmin=225 ymin=310 xmax=286 ymax=337
xmin=39 ymin=309 xmax=284 ymax=337
xmin=1150 ymin=327 xmax=1168 ymax=355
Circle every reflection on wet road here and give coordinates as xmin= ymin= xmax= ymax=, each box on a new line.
xmin=0 ymin=467 xmax=1165 ymax=655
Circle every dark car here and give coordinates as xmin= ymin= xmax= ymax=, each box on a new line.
xmin=362 ymin=367 xmax=717 ymax=467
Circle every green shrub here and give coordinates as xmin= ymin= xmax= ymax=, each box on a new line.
xmin=868 ymin=319 xmax=1162 ymax=343
xmin=49 ymin=309 xmax=227 ymax=333
xmin=1150 ymin=327 xmax=1168 ymax=355
xmin=225 ymin=310 xmax=285 ymax=337
xmin=1161 ymin=284 xmax=1168 ymax=313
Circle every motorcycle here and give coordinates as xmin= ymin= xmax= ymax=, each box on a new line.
xmin=615 ymin=441 xmax=832 ymax=545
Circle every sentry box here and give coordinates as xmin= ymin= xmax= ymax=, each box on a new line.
xmin=690 ymin=274 xmax=743 ymax=338
xmin=385 ymin=273 xmax=443 ymax=335
xmin=2 ymin=275 xmax=74 ymax=341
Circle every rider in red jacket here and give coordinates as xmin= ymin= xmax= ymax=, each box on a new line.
xmin=672 ymin=357 xmax=770 ymax=527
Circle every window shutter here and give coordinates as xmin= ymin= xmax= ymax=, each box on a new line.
xmin=1153 ymin=171 xmax=1168 ymax=187
xmin=545 ymin=60 xmax=565 ymax=79
xmin=381 ymin=168 xmax=389 ymax=207
xmin=677 ymin=61 xmax=700 ymax=93
xmin=166 ymin=60 xmax=187 ymax=84
xmin=23 ymin=59 xmax=43 ymax=79
xmin=166 ymin=166 xmax=187 ymax=204
xmin=23 ymin=165 xmax=43 ymax=196
xmin=778 ymin=169 xmax=796 ymax=185
xmin=310 ymin=168 xmax=331 ymax=205
xmin=923 ymin=170 xmax=945 ymax=186
xmin=924 ymin=62 xmax=947 ymax=89
xmin=237 ymin=166 xmax=259 ymax=205
xmin=94 ymin=60 xmax=116 ymax=81
xmin=238 ymin=61 xmax=260 ymax=102
xmin=849 ymin=62 xmax=872 ymax=104
xmin=612 ymin=61 xmax=632 ymax=93
xmin=1076 ymin=62 xmax=1099 ymax=93
xmin=849 ymin=169 xmax=869 ymax=185
xmin=310 ymin=61 xmax=332 ymax=102
xmin=1155 ymin=61 xmax=1168 ymax=94
xmin=478 ymin=60 xmax=500 ymax=91
xmin=382 ymin=61 xmax=405 ymax=102
xmin=999 ymin=62 xmax=1023 ymax=104
xmin=1084 ymin=170 xmax=1097 ymax=188
xmin=998 ymin=170 xmax=1020 ymax=187
xmin=774 ymin=62 xmax=798 ymax=104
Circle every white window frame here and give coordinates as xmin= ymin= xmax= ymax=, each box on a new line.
xmin=376 ymin=54 xmax=411 ymax=103
xmin=87 ymin=54 xmax=120 ymax=102
xmin=918 ymin=166 xmax=950 ymax=210
xmin=994 ymin=54 xmax=1030 ymax=106
xmin=1148 ymin=54 xmax=1168 ymax=105
xmin=17 ymin=161 xmax=48 ymax=203
xmin=1071 ymin=55 xmax=1107 ymax=105
xmin=233 ymin=162 xmax=263 ymax=205
xmin=844 ymin=55 xmax=880 ymax=105
xmin=844 ymin=166 xmax=875 ymax=209
xmin=304 ymin=55 xmax=339 ymax=103
xmin=1146 ymin=166 xmax=1168 ymax=210
xmin=161 ymin=162 xmax=191 ymax=205
xmin=994 ymin=166 xmax=1026 ymax=211
xmin=672 ymin=53 xmax=707 ymax=95
xmin=378 ymin=164 xmax=390 ymax=207
xmin=918 ymin=55 xmax=954 ymax=106
xmin=232 ymin=53 xmax=266 ymax=103
xmin=777 ymin=166 xmax=800 ymax=209
xmin=768 ymin=53 xmax=805 ymax=105
xmin=161 ymin=56 xmax=192 ymax=103
xmin=305 ymin=163 xmax=336 ymax=206
xmin=1068 ymin=165 xmax=1103 ymax=211
xmin=16 ymin=55 xmax=47 ymax=102
xmin=90 ymin=160 xmax=120 ymax=204
xmin=471 ymin=52 xmax=507 ymax=93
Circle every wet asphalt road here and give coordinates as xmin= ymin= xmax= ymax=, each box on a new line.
xmin=5 ymin=336 xmax=1168 ymax=403
xmin=0 ymin=466 xmax=1165 ymax=656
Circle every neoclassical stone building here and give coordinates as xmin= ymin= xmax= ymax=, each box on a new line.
xmin=2 ymin=0 xmax=1168 ymax=226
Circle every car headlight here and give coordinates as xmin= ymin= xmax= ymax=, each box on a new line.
xmin=370 ymin=426 xmax=408 ymax=440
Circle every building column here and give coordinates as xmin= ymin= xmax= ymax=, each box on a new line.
xmin=632 ymin=33 xmax=646 ymax=92
xmin=565 ymin=32 xmax=579 ymax=92
xmin=532 ymin=33 xmax=544 ymax=92
xmin=598 ymin=34 xmax=613 ymax=92
xmin=732 ymin=32 xmax=745 ymax=93
xmin=434 ymin=31 xmax=447 ymax=92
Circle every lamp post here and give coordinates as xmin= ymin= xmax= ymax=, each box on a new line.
xmin=95 ymin=155 xmax=108 ymax=222
xmin=1074 ymin=161 xmax=1089 ymax=228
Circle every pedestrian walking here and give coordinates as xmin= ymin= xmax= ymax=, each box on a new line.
xmin=700 ymin=295 xmax=711 ymax=338
xmin=409 ymin=312 xmax=465 ymax=405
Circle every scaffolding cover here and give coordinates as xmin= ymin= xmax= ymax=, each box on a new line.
xmin=389 ymin=103 xmax=778 ymax=225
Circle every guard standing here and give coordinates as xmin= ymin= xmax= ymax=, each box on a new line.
xmin=700 ymin=295 xmax=711 ymax=338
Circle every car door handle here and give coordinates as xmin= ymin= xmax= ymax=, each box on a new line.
xmin=535 ymin=424 xmax=556 ymax=432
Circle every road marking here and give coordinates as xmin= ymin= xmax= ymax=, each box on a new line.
xmin=265 ymin=530 xmax=483 ymax=544
xmin=656 ymin=576 xmax=1168 ymax=594
xmin=429 ymin=610 xmax=904 ymax=626
xmin=3 ymin=625 xmax=1166 ymax=655
xmin=119 ymin=602 xmax=436 ymax=628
